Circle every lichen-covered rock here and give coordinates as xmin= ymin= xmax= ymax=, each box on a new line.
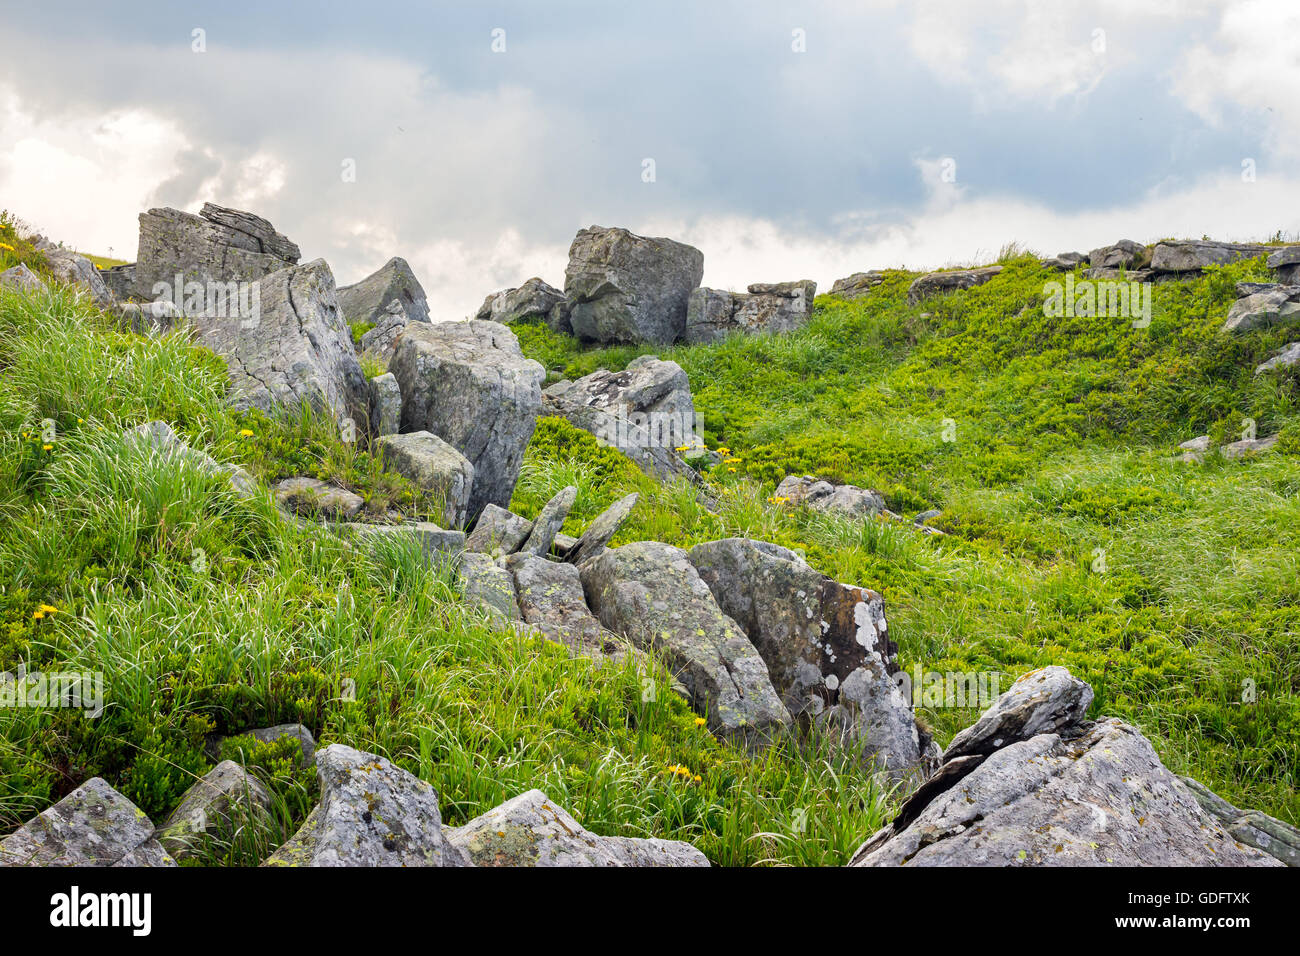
xmin=907 ymin=266 xmax=1001 ymax=306
xmin=475 ymin=277 xmax=567 ymax=332
xmin=155 ymin=761 xmax=272 ymax=861
xmin=374 ymin=430 xmax=474 ymax=528
xmin=684 ymin=280 xmax=816 ymax=343
xmin=357 ymin=301 xmax=410 ymax=360
xmin=1179 ymin=776 xmax=1300 ymax=867
xmin=458 ymin=551 xmax=521 ymax=622
xmin=125 ymin=420 xmax=255 ymax=496
xmin=0 ymin=777 xmax=176 ymax=867
xmin=337 ymin=256 xmax=430 ymax=329
xmin=518 ymin=486 xmax=577 ymax=556
xmin=389 ymin=319 xmax=544 ymax=518
xmin=580 ymin=541 xmax=791 ymax=743
xmin=189 ymin=258 xmax=369 ymax=425
xmin=1087 ymin=239 xmax=1147 ymax=270
xmin=33 ymin=239 xmax=115 ymax=309
xmin=274 ymin=477 xmax=364 ymax=520
xmin=506 ymin=553 xmax=627 ymax=659
xmin=263 ymin=744 xmax=469 ymax=867
xmin=446 ymin=789 xmax=708 ymax=866
xmin=1150 ymin=239 xmax=1275 ymax=274
xmin=942 ymin=666 xmax=1093 ymax=761
xmin=564 ymin=226 xmax=704 ymax=345
xmin=1223 ymin=285 xmax=1300 ymax=333
xmin=774 ymin=474 xmax=885 ymax=516
xmin=829 ymin=271 xmax=887 ymax=299
xmin=566 ymin=492 xmax=638 ymax=565
xmin=0 ymin=262 xmax=45 ymax=293
xmin=368 ymin=372 xmax=402 ymax=436
xmin=464 ymin=504 xmax=533 ymax=557
xmin=689 ymin=538 xmax=924 ymax=772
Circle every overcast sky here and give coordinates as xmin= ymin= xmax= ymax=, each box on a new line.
xmin=2 ymin=0 xmax=1298 ymax=317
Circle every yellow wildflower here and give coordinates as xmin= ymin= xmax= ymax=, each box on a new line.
xmin=39 ymin=604 xmax=58 ymax=614
xmin=0 ymin=242 xmax=14 ymax=252
xmin=693 ymin=717 xmax=707 ymax=727
xmin=42 ymin=443 xmax=53 ymax=451
xmin=238 ymin=428 xmax=255 ymax=438
xmin=31 ymin=610 xmax=44 ymax=620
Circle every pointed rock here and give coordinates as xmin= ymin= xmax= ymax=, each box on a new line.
xmin=567 ymin=493 xmax=638 ymax=565
xmin=518 ymin=485 xmax=577 ymax=556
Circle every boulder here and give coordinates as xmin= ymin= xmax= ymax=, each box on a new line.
xmin=689 ymin=538 xmax=924 ymax=773
xmin=216 ymin=723 xmax=316 ymax=766
xmin=1150 ymin=239 xmax=1274 ymax=274
xmin=506 ymin=553 xmax=628 ymax=659
xmin=1235 ymin=281 xmax=1281 ymax=297
xmin=446 ymin=789 xmax=708 ymax=866
xmin=0 ymin=777 xmax=176 ymax=866
xmin=829 ymin=271 xmax=887 ymax=299
xmin=1220 ymin=434 xmax=1278 ymax=459
xmin=457 ymin=551 xmax=522 ymax=622
xmin=464 ymin=503 xmax=533 ymax=557
xmin=155 ymin=760 xmax=272 ymax=861
xmin=1087 ymin=239 xmax=1147 ymax=271
xmin=564 ymin=226 xmax=704 ymax=345
xmin=475 ymin=277 xmax=568 ymax=332
xmin=263 ymin=744 xmax=469 ymax=867
xmin=37 ymin=245 xmax=114 ymax=309
xmin=357 ymin=301 xmax=410 ymax=360
xmin=1040 ymin=251 xmax=1088 ymax=272
xmin=125 ymin=420 xmax=255 ymax=496
xmin=374 ymin=430 xmax=474 ymax=528
xmin=130 ymin=203 xmax=300 ymax=301
xmin=774 ymin=475 xmax=885 ymax=516
xmin=99 ymin=262 xmax=135 ymax=300
xmin=580 ymin=541 xmax=791 ymax=743
xmin=337 ymin=256 xmax=430 ymax=329
xmin=907 ymin=266 xmax=1001 ymax=306
xmin=274 ymin=477 xmax=364 ymax=520
xmin=1257 ymin=342 xmax=1300 ymax=375
xmin=368 ymin=372 xmax=402 ymax=436
xmin=518 ymin=486 xmax=577 ymax=556
xmin=389 ymin=319 xmax=544 ymax=518
xmin=942 ymin=666 xmax=1093 ymax=761
xmin=189 ymin=258 xmax=369 ymax=425
xmin=1223 ymin=285 xmax=1300 ymax=333
xmin=684 ymin=280 xmax=816 ymax=344
xmin=1180 ymin=776 xmax=1299 ymax=867
xmin=1266 ymin=246 xmax=1300 ymax=284
xmin=0 ymin=262 xmax=44 ymax=293
xmin=566 ymin=492 xmax=639 ymax=565
xmin=341 ymin=522 xmax=465 ymax=563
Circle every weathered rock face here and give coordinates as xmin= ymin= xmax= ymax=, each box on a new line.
xmin=1088 ymin=239 xmax=1147 ymax=271
xmin=907 ymin=266 xmax=1001 ymax=306
xmin=131 ymin=203 xmax=300 ymax=301
xmin=0 ymin=262 xmax=45 ymax=293
xmin=829 ymin=271 xmax=887 ymax=299
xmin=447 ymin=789 xmax=708 ymax=866
xmin=125 ymin=420 xmax=255 ymax=496
xmin=458 ymin=551 xmax=522 ymax=622
xmin=0 ymin=777 xmax=176 ymax=866
xmin=465 ymin=503 xmax=533 ymax=556
xmin=1223 ymin=285 xmax=1300 ymax=333
xmin=374 ymin=430 xmax=475 ymax=529
xmin=264 ymin=744 xmax=470 ymax=867
xmin=155 ymin=760 xmax=272 ymax=861
xmin=567 ymin=493 xmax=638 ymax=565
xmin=274 ymin=477 xmax=364 ymax=520
xmin=337 ymin=256 xmax=430 ymax=330
xmin=1266 ymin=246 xmax=1300 ymax=284
xmin=542 ymin=356 xmax=700 ymax=484
xmin=189 ymin=258 xmax=369 ymax=425
xmin=564 ymin=226 xmax=704 ymax=345
xmin=580 ymin=541 xmax=791 ymax=743
xmin=507 ymin=553 xmax=627 ymax=659
xmin=1180 ymin=776 xmax=1300 ymax=867
xmin=357 ymin=301 xmax=409 ymax=360
xmin=851 ymin=668 xmax=1283 ymax=867
xmin=684 ymin=280 xmax=816 ymax=344
xmin=1150 ymin=240 xmax=1275 ymax=274
xmin=368 ymin=372 xmax=402 ymax=436
xmin=475 ymin=277 xmax=568 ymax=333
xmin=774 ymin=474 xmax=885 ymax=516
xmin=389 ymin=319 xmax=544 ymax=518
xmin=518 ymin=486 xmax=577 ymax=556
xmin=689 ymin=538 xmax=923 ymax=772
xmin=35 ymin=243 xmax=115 ymax=309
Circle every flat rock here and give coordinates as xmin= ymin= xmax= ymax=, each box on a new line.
xmin=341 ymin=521 xmax=465 ymax=563
xmin=907 ymin=266 xmax=1001 ymax=306
xmin=566 ymin=492 xmax=638 ymax=565
xmin=1150 ymin=239 xmax=1274 ymax=273
xmin=1179 ymin=776 xmax=1299 ymax=867
xmin=374 ymin=430 xmax=474 ymax=528
xmin=1041 ymin=251 xmax=1088 ymax=271
xmin=274 ymin=477 xmax=364 ymax=520
xmin=1257 ymin=342 xmax=1300 ymax=374
xmin=943 ymin=665 xmax=1093 ymax=761
xmin=1220 ymin=434 xmax=1279 ymax=459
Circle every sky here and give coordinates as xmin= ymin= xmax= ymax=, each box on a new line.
xmin=1 ymin=0 xmax=1298 ymax=318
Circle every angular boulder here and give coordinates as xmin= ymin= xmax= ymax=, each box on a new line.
xmin=458 ymin=551 xmax=522 ymax=622
xmin=447 ymin=789 xmax=708 ymax=866
xmin=125 ymin=420 xmax=255 ymax=496
xmin=374 ymin=430 xmax=475 ymax=529
xmin=0 ymin=262 xmax=45 ymax=293
xmin=518 ymin=485 xmax=577 ymax=556
xmin=1180 ymin=776 xmax=1300 ymax=867
xmin=368 ymin=372 xmax=402 ymax=436
xmin=580 ymin=540 xmax=791 ymax=743
xmin=942 ymin=666 xmax=1093 ymax=761
xmin=829 ymin=271 xmax=887 ymax=299
xmin=907 ymin=266 xmax=1001 ymax=306
xmin=1223 ymin=285 xmax=1300 ymax=333
xmin=337 ymin=256 xmax=430 ymax=328
xmin=475 ymin=277 xmax=568 ymax=333
xmin=1040 ymin=251 xmax=1087 ymax=272
xmin=564 ymin=226 xmax=704 ymax=345
xmin=464 ymin=503 xmax=533 ymax=557
xmin=507 ymin=553 xmax=628 ymax=659
xmin=155 ymin=760 xmax=272 ymax=861
xmin=1257 ymin=342 xmax=1300 ymax=375
xmin=566 ymin=492 xmax=638 ymax=565
xmin=684 ymin=280 xmax=816 ymax=344
xmin=389 ymin=319 xmax=544 ymax=518
xmin=357 ymin=301 xmax=410 ymax=360
xmin=36 ymin=243 xmax=114 ymax=309
xmin=1266 ymin=245 xmax=1300 ymax=284
xmin=1087 ymin=239 xmax=1147 ymax=271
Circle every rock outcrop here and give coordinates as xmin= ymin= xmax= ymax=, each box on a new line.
xmin=337 ymin=256 xmax=430 ymax=330
xmin=475 ymin=277 xmax=569 ymax=333
xmin=684 ymin=280 xmax=816 ymax=344
xmin=1150 ymin=239 xmax=1275 ymax=274
xmin=1223 ymin=285 xmax=1300 ymax=333
xmin=907 ymin=266 xmax=1001 ymax=306
xmin=829 ymin=271 xmax=887 ymax=299
xmin=0 ymin=778 xmax=176 ymax=866
xmin=1088 ymin=239 xmax=1147 ymax=271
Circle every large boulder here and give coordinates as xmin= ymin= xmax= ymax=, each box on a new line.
xmin=337 ymin=256 xmax=430 ymax=329
xmin=1149 ymin=239 xmax=1275 ymax=274
xmin=154 ymin=760 xmax=272 ymax=862
xmin=1223 ymin=285 xmax=1300 ymax=333
xmin=580 ymin=540 xmax=791 ymax=743
xmin=684 ymin=280 xmax=816 ymax=344
xmin=457 ymin=551 xmax=522 ymax=623
xmin=774 ymin=474 xmax=885 ymax=516
xmin=563 ymin=226 xmax=704 ymax=345
xmin=1087 ymin=239 xmax=1147 ymax=271
xmin=374 ymin=430 xmax=475 ymax=529
xmin=188 ymin=258 xmax=369 ymax=424
xmin=689 ymin=538 xmax=925 ymax=773
xmin=446 ymin=789 xmax=708 ymax=866
xmin=475 ymin=277 xmax=569 ymax=333
xmin=389 ymin=320 xmax=544 ymax=518
xmin=1266 ymin=246 xmax=1300 ymax=284
xmin=263 ymin=744 xmax=469 ymax=867
xmin=850 ymin=668 xmax=1282 ymax=867
xmin=828 ymin=271 xmax=887 ymax=299
xmin=35 ymin=242 xmax=114 ymax=309
xmin=907 ymin=266 xmax=1001 ymax=306
xmin=0 ymin=777 xmax=176 ymax=866
xmin=130 ymin=203 xmax=300 ymax=301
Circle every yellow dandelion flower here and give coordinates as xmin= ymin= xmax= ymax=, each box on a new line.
xmin=694 ymin=717 xmax=707 ymax=727
xmin=0 ymin=242 xmax=14 ymax=252
xmin=32 ymin=610 xmax=44 ymax=620
xmin=238 ymin=428 xmax=255 ymax=438
xmin=727 ymin=467 xmax=736 ymax=473
xmin=693 ymin=775 xmax=702 ymax=783
xmin=42 ymin=443 xmax=53 ymax=451
xmin=39 ymin=604 xmax=59 ymax=614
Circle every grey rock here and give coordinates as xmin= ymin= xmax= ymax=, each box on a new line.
xmin=684 ymin=280 xmax=816 ymax=344
xmin=580 ymin=541 xmax=791 ymax=743
xmin=447 ymin=790 xmax=708 ymax=866
xmin=190 ymin=258 xmax=369 ymax=425
xmin=1235 ymin=281 xmax=1281 ymax=297
xmin=1265 ymin=246 xmax=1300 ymax=270
xmin=199 ymin=203 xmax=301 ymax=262
xmin=774 ymin=474 xmax=885 ymax=516
xmin=689 ymin=538 xmax=923 ymax=773
xmin=1041 ymin=251 xmax=1088 ymax=271
xmin=99 ymin=263 xmax=135 ymax=300
xmin=567 ymin=492 xmax=639 ymax=565
xmin=368 ymin=372 xmax=402 ymax=436
xmin=237 ymin=724 xmax=317 ymax=765
xmin=1180 ymin=776 xmax=1300 ymax=866
xmin=506 ymin=553 xmax=628 ymax=659
xmin=943 ymin=666 xmax=1093 ymax=762
xmin=1085 ymin=267 xmax=1156 ymax=283
xmin=263 ymin=744 xmax=469 ymax=867
xmin=552 ymin=532 xmax=578 ymax=557
xmin=118 ymin=299 xmax=182 ymax=335
xmin=274 ymin=477 xmax=364 ymax=520
xmin=458 ymin=551 xmax=522 ymax=622
xmin=337 ymin=256 xmax=431 ymax=329
xmin=1179 ymin=435 xmax=1212 ymax=453
xmin=1220 ymin=434 xmax=1279 ymax=459
xmin=1223 ymin=286 xmax=1300 ymax=333
xmin=1257 ymin=342 xmax=1300 ymax=374
xmin=357 ymin=300 xmax=409 ymax=360
xmin=374 ymin=430 xmax=474 ymax=528
xmin=564 ymin=226 xmax=704 ymax=345
xmin=465 ymin=504 xmax=533 ymax=557
xmin=155 ymin=760 xmax=272 ymax=861
xmin=0 ymin=262 xmax=44 ymax=293
xmin=39 ymin=246 xmax=114 ymax=309
xmin=518 ymin=485 xmax=577 ymax=556
xmin=1150 ymin=239 xmax=1274 ymax=273
xmin=829 ymin=271 xmax=887 ymax=299
xmin=125 ymin=420 xmax=255 ymax=496
xmin=475 ymin=277 xmax=567 ymax=331
xmin=389 ymin=319 xmax=544 ymax=518
xmin=0 ymin=777 xmax=176 ymax=867
xmin=1088 ymin=240 xmax=1147 ymax=271
xmin=907 ymin=266 xmax=1001 ymax=306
